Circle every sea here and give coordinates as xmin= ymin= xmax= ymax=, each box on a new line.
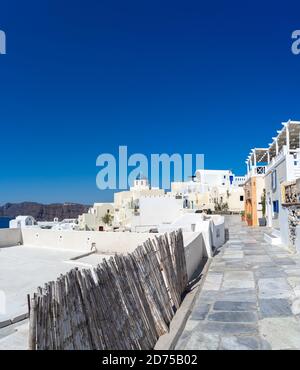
xmin=0 ymin=217 xmax=12 ymax=228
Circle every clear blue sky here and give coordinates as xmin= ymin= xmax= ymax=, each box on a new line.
xmin=1 ymin=0 xmax=300 ymax=204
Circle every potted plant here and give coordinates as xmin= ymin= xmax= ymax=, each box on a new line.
xmin=246 ymin=213 xmax=252 ymax=226
xmin=101 ymin=212 xmax=113 ymax=228
xmin=241 ymin=211 xmax=245 ymax=221
xmin=259 ymin=189 xmax=267 ymax=226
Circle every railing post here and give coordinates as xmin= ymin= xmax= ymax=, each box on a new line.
xmin=28 ymin=296 xmax=37 ymax=350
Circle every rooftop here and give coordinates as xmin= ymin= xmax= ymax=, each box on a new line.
xmin=0 ymin=244 xmax=111 ymax=323
xmin=245 ymin=120 xmax=300 ymax=178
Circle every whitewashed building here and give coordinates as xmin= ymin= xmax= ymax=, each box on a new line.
xmin=113 ymin=176 xmax=165 ymax=228
xmin=263 ymin=120 xmax=300 ymax=247
xmin=9 ymin=215 xmax=36 ymax=229
xmin=78 ymin=203 xmax=114 ymax=231
xmin=130 ymin=195 xmax=183 ymax=232
xmin=171 ymin=169 xmax=245 ymax=213
xmin=244 ymin=120 xmax=300 ymax=250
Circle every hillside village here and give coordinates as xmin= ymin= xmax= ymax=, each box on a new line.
xmin=1 ymin=120 xmax=300 ymax=350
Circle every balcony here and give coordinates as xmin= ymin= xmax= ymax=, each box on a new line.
xmin=265 ymin=147 xmax=287 ymax=173
xmin=265 ymin=146 xmax=300 ymax=179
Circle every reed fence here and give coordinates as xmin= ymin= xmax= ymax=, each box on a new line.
xmin=28 ymin=229 xmax=188 ymax=350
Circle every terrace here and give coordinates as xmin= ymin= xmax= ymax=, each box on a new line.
xmin=245 ymin=120 xmax=300 ymax=180
xmin=245 ymin=148 xmax=268 ymax=181
xmin=0 ymin=218 xmax=222 ymax=349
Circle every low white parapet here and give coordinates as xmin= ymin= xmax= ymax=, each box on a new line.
xmin=20 ymin=228 xmax=157 ymax=254
xmin=0 ymin=228 xmax=22 ymax=248
xmin=183 ymin=232 xmax=208 ymax=280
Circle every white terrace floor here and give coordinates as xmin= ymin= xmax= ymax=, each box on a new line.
xmin=176 ymin=215 xmax=300 ymax=350
xmin=0 ymin=244 xmax=111 ymax=350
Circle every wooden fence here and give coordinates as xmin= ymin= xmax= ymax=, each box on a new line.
xmin=28 ymin=229 xmax=188 ymax=350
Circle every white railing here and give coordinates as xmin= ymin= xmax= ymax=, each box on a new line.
xmin=265 ymin=149 xmax=286 ymax=173
xmin=233 ymin=176 xmax=246 ymax=185
xmin=265 ymin=147 xmax=300 ymax=175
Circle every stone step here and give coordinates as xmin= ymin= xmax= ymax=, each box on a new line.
xmin=264 ymin=232 xmax=281 ymax=245
xmin=272 ymin=228 xmax=281 ymax=238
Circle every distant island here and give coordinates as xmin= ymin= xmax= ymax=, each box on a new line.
xmin=0 ymin=202 xmax=91 ymax=221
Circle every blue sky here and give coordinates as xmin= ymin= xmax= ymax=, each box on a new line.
xmin=1 ymin=0 xmax=300 ymax=204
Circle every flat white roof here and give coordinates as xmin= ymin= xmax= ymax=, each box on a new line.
xmin=0 ymin=245 xmax=111 ymax=324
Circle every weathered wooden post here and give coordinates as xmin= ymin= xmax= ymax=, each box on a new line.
xmin=28 ymin=296 xmax=37 ymax=350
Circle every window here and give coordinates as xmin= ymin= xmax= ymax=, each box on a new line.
xmin=240 ymin=195 xmax=244 ymax=201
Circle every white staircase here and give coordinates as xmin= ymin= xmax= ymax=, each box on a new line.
xmin=264 ymin=228 xmax=281 ymax=245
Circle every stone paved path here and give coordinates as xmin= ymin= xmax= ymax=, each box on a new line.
xmin=176 ymin=215 xmax=300 ymax=350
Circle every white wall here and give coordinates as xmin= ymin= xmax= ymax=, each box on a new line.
xmin=295 ymin=225 xmax=300 ymax=253
xmin=131 ymin=196 xmax=182 ymax=230
xmin=195 ymin=169 xmax=235 ymax=190
xmin=157 ymin=214 xmax=225 ymax=258
xmin=0 ymin=228 xmax=22 ymax=247
xmin=158 ymin=213 xmax=205 ymax=233
xmin=183 ymin=232 xmax=207 ymax=280
xmin=20 ymin=227 xmax=213 ymax=281
xmin=209 ymin=216 xmax=226 ymax=249
xmin=21 ymin=228 xmax=158 ymax=254
xmin=265 ymin=155 xmax=289 ymax=236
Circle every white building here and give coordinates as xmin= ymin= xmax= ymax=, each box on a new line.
xmin=130 ymin=195 xmax=183 ymax=232
xmin=52 ymin=218 xmax=80 ymax=231
xmin=113 ymin=176 xmax=165 ymax=228
xmin=261 ymin=120 xmax=300 ymax=248
xmin=158 ymin=213 xmax=226 ymax=256
xmin=9 ymin=215 xmax=37 ymax=229
xmin=194 ymin=169 xmax=245 ymax=191
xmin=78 ymin=203 xmax=114 ymax=231
xmin=244 ymin=120 xmax=300 ymax=250
xmin=171 ymin=170 xmax=245 ymax=213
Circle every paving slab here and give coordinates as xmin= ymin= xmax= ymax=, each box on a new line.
xmin=273 ymin=258 xmax=296 ymax=266
xmin=208 ymin=311 xmax=257 ymax=323
xmin=258 ymin=278 xmax=295 ymax=299
xmin=190 ymin=303 xmax=211 ymax=320
xmin=176 ymin=331 xmax=220 ymax=350
xmin=216 ymin=288 xmax=257 ymax=302
xmin=287 ymin=276 xmax=300 ymax=296
xmin=259 ymin=299 xmax=292 ymax=318
xmin=198 ymin=322 xmax=258 ymax=336
xmin=219 ymin=336 xmax=261 ymax=350
xmin=253 ymin=266 xmax=287 ymax=279
xmin=259 ymin=317 xmax=300 ymax=350
xmin=213 ymin=301 xmax=256 ymax=311
xmin=202 ymin=273 xmax=223 ymax=291
xmin=222 ymin=271 xmax=255 ymax=289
